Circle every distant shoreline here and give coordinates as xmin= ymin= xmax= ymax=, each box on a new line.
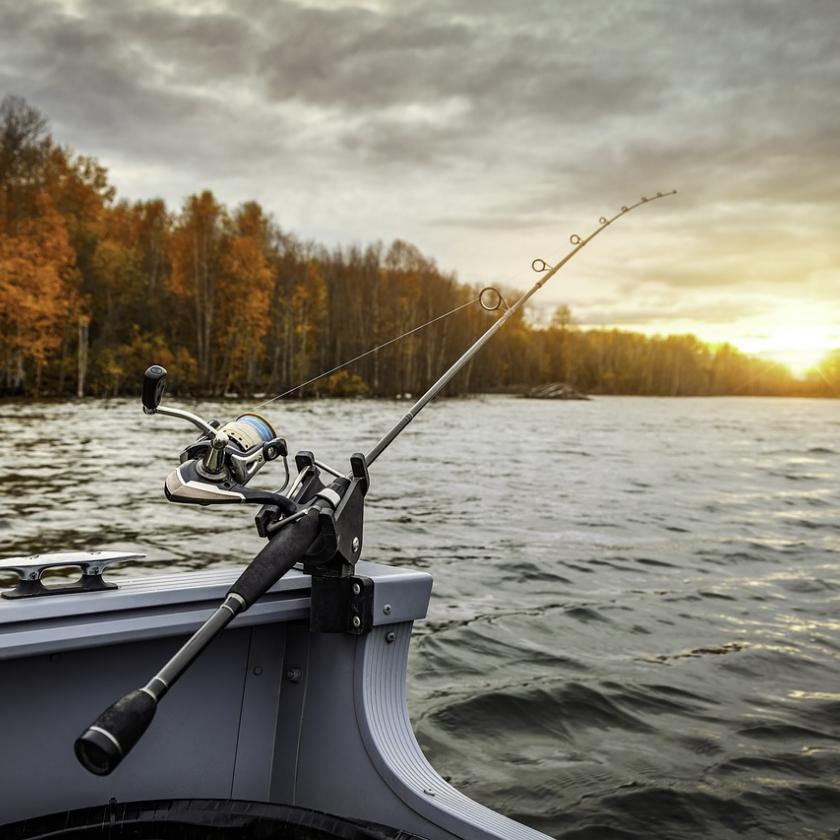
xmin=0 ymin=391 xmax=835 ymax=405
xmin=3 ymin=97 xmax=838 ymax=403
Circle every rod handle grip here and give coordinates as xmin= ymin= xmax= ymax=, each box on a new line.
xmin=75 ymin=689 xmax=157 ymax=775
xmin=228 ymin=507 xmax=321 ymax=606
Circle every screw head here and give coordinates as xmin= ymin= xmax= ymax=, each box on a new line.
xmin=253 ymin=666 xmax=263 ymax=676
xmin=383 ymin=604 xmax=392 ymax=615
xmin=352 ymin=616 xmax=362 ymax=628
xmin=352 ymin=537 xmax=360 ymax=553
xmin=286 ymin=667 xmax=302 ymax=683
xmin=352 ymin=583 xmax=361 ymax=595
xmin=385 ymin=631 xmax=396 ymax=643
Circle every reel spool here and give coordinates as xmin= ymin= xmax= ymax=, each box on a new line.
xmin=219 ymin=413 xmax=277 ymax=453
xmin=200 ymin=412 xmax=286 ymax=484
xmin=199 ymin=411 xmax=287 ymax=485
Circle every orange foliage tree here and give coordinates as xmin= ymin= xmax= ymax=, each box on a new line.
xmin=0 ymin=96 xmax=835 ymax=400
xmin=0 ymin=198 xmax=77 ymax=390
xmin=168 ymin=191 xmax=224 ymax=389
xmin=216 ymin=203 xmax=273 ymax=394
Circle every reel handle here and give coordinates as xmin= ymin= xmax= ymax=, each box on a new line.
xmin=140 ymin=366 xmax=218 ymax=437
xmin=142 ymin=365 xmax=167 ymax=413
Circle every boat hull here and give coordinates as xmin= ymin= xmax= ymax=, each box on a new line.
xmin=0 ymin=561 xmax=550 ymax=840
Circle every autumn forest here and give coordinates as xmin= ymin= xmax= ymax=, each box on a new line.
xmin=0 ymin=96 xmax=837 ymax=401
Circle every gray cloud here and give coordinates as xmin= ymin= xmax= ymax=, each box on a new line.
xmin=0 ymin=0 xmax=838 ymax=343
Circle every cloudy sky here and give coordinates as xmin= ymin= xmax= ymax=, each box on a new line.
xmin=1 ymin=0 xmax=838 ymax=372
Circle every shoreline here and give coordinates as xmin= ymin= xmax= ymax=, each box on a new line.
xmin=0 ymin=391 xmax=835 ymax=405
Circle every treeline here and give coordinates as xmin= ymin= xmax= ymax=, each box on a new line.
xmin=1 ymin=96 xmax=837 ymax=400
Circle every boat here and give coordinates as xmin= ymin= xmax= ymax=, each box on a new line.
xmin=0 ymin=555 xmax=548 ymax=839
xmin=0 ymin=380 xmax=551 ymax=840
xmin=0 ymin=194 xmax=674 ymax=838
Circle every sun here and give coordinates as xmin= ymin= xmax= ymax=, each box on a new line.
xmin=740 ymin=322 xmax=838 ymax=377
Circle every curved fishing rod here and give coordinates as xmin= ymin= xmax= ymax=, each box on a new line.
xmin=74 ymin=189 xmax=675 ymax=777
xmin=366 ymin=189 xmax=677 ymax=464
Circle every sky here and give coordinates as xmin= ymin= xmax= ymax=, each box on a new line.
xmin=1 ymin=0 xmax=838 ymax=374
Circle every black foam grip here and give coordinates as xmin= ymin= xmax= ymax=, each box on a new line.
xmin=228 ymin=508 xmax=321 ymax=607
xmin=75 ymin=688 xmax=156 ymax=776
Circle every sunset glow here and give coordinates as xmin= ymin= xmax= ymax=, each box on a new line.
xmin=584 ymin=295 xmax=840 ymax=380
xmin=741 ymin=323 xmax=840 ymax=377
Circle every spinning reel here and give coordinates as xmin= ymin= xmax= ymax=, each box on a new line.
xmin=142 ymin=365 xmax=295 ymax=513
xmin=141 ymin=364 xmax=368 ymax=562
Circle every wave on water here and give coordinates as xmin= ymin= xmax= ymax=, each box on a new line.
xmin=3 ymin=395 xmax=840 ymax=838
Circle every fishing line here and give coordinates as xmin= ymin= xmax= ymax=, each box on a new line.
xmin=239 ymin=189 xmax=675 ymax=428
xmin=366 ymin=189 xmax=678 ymax=464
xmin=243 ymin=288 xmax=502 ymax=416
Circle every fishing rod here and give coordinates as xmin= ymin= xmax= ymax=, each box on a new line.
xmin=366 ymin=190 xmax=676 ymax=464
xmin=74 ymin=189 xmax=675 ymax=776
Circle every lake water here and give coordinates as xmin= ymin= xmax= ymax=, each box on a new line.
xmin=1 ymin=395 xmax=839 ymax=838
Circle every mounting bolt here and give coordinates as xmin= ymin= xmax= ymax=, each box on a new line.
xmin=383 ymin=604 xmax=392 ymax=615
xmin=385 ymin=631 xmax=396 ymax=643
xmin=286 ymin=667 xmax=302 ymax=683
xmin=352 ymin=583 xmax=361 ymax=595
xmin=352 ymin=537 xmax=360 ymax=553
xmin=352 ymin=616 xmax=362 ymax=629
xmin=253 ymin=666 xmax=263 ymax=676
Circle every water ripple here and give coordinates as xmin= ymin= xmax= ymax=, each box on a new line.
xmin=2 ymin=395 xmax=839 ymax=837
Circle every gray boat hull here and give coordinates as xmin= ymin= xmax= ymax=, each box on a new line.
xmin=0 ymin=560 xmax=551 ymax=840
